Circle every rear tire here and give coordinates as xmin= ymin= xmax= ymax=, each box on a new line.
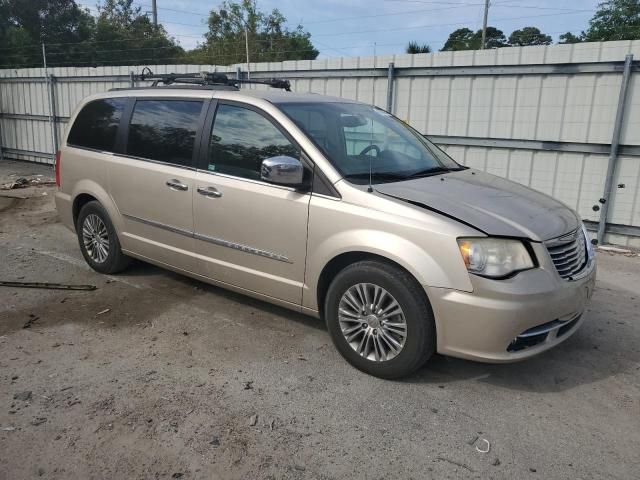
xmin=76 ymin=201 xmax=131 ymax=274
xmin=325 ymin=260 xmax=436 ymax=379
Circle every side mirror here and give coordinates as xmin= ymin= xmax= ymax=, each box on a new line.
xmin=261 ymin=155 xmax=304 ymax=187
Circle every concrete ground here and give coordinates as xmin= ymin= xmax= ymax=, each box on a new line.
xmin=1 ymin=159 xmax=639 ymax=480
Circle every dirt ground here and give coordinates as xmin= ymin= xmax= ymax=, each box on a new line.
xmin=1 ymin=159 xmax=639 ymax=480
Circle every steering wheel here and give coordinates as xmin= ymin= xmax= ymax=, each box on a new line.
xmin=359 ymin=144 xmax=380 ymax=156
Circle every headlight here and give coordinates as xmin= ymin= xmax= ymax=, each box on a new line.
xmin=457 ymin=237 xmax=535 ymax=278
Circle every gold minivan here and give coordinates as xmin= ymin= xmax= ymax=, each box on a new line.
xmin=55 ymin=73 xmax=596 ymax=378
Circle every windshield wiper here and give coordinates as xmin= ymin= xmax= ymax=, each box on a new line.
xmin=343 ymin=172 xmax=407 ymax=183
xmin=403 ymin=166 xmax=451 ymax=179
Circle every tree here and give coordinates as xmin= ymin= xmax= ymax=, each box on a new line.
xmin=583 ymin=0 xmax=640 ymax=41
xmin=406 ymin=41 xmax=431 ymax=54
xmin=508 ymin=27 xmax=552 ymax=46
xmin=0 ymin=0 xmax=95 ymax=68
xmin=189 ymin=0 xmax=318 ymax=65
xmin=441 ymin=28 xmax=476 ymax=50
xmin=0 ymin=0 xmax=185 ymax=68
xmin=92 ymin=0 xmax=184 ymax=66
xmin=483 ymin=27 xmax=508 ymax=49
xmin=441 ymin=26 xmax=507 ymax=51
xmin=559 ymin=32 xmax=584 ymax=44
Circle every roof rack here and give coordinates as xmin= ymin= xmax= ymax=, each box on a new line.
xmin=134 ymin=67 xmax=291 ymax=91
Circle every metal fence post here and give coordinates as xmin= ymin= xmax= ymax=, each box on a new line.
xmin=0 ymin=76 xmax=4 ymax=162
xmin=386 ymin=62 xmax=395 ymax=113
xmin=129 ymin=71 xmax=135 ymax=88
xmin=597 ymin=54 xmax=634 ymax=245
xmin=46 ymin=73 xmax=59 ymax=157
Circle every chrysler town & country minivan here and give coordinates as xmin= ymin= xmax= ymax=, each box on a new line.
xmin=54 ymin=75 xmax=596 ymax=378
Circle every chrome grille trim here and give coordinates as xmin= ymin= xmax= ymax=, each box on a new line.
xmin=545 ymin=229 xmax=588 ymax=280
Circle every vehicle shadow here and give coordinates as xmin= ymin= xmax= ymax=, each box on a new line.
xmin=118 ymin=260 xmax=327 ymax=332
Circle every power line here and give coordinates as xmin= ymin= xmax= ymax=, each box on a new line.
xmin=0 ymin=1 xmax=604 ymax=62
xmin=311 ymin=10 xmax=596 ymax=37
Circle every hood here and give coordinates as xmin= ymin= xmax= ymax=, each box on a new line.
xmin=375 ymin=169 xmax=579 ymax=241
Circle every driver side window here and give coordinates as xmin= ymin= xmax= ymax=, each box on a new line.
xmin=209 ymin=104 xmax=299 ymax=181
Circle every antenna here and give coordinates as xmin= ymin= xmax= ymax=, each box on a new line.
xmin=367 ymin=117 xmax=374 ymax=193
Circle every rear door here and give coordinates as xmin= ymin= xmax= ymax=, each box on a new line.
xmin=192 ymin=100 xmax=312 ymax=305
xmin=108 ymin=97 xmax=208 ymax=271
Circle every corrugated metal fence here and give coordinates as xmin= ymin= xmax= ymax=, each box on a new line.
xmin=1 ymin=41 xmax=639 ymax=246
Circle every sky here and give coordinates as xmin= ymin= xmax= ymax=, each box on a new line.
xmin=84 ymin=0 xmax=604 ymax=57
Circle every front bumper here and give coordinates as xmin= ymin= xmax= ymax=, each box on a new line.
xmin=426 ymin=242 xmax=596 ymax=363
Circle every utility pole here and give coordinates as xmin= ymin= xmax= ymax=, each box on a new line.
xmin=152 ymin=0 xmax=158 ymax=26
xmin=42 ymin=43 xmax=58 ymax=160
xmin=41 ymin=43 xmax=48 ymax=71
xmin=245 ymin=24 xmax=251 ymax=79
xmin=481 ymin=0 xmax=490 ymax=49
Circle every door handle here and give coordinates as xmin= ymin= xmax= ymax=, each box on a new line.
xmin=166 ymin=179 xmax=189 ymax=191
xmin=197 ymin=186 xmax=222 ymax=198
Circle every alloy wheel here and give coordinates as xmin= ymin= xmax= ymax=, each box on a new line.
xmin=82 ymin=214 xmax=109 ymax=263
xmin=338 ymin=283 xmax=408 ymax=362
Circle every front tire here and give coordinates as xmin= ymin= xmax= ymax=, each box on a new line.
xmin=325 ymin=260 xmax=436 ymax=379
xmin=76 ymin=201 xmax=131 ymax=274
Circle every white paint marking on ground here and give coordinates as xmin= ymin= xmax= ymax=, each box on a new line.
xmin=34 ymin=250 xmax=144 ymax=290
xmin=36 ymin=250 xmax=90 ymax=270
xmin=33 ymin=250 xmax=248 ymax=326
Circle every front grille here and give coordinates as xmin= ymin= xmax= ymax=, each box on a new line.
xmin=546 ymin=229 xmax=588 ymax=280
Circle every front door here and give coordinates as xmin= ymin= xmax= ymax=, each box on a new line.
xmin=192 ymin=101 xmax=311 ymax=305
xmin=108 ymin=98 xmax=206 ymax=271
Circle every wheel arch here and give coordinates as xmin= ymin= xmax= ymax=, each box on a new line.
xmin=316 ymin=251 xmax=430 ymax=320
xmin=70 ymin=179 xmax=122 ymax=234
xmin=72 ymin=193 xmax=98 ymax=228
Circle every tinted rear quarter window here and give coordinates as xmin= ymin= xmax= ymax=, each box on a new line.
xmin=126 ymin=100 xmax=203 ymax=167
xmin=67 ymin=98 xmax=127 ymax=152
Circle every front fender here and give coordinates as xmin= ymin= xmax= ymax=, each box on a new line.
xmin=303 ymin=228 xmax=473 ymax=312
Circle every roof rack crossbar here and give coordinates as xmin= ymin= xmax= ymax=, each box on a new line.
xmin=135 ymin=68 xmax=291 ymax=91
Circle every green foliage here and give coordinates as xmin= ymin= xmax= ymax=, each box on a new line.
xmin=508 ymin=27 xmax=552 ymax=46
xmin=584 ymin=0 xmax=640 ymax=41
xmin=0 ymin=0 xmax=318 ymax=68
xmin=91 ymin=0 xmax=184 ymax=66
xmin=406 ymin=41 xmax=431 ymax=54
xmin=0 ymin=0 xmax=95 ymax=68
xmin=559 ymin=32 xmax=584 ymax=44
xmin=441 ymin=28 xmax=475 ymax=51
xmin=441 ymin=26 xmax=507 ymax=51
xmin=187 ymin=0 xmax=318 ymax=65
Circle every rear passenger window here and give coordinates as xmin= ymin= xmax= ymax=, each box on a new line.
xmin=67 ymin=98 xmax=126 ymax=152
xmin=208 ymin=104 xmax=299 ymax=180
xmin=126 ymin=100 xmax=203 ymax=167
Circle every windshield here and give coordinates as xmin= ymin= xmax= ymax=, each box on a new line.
xmin=278 ymin=102 xmax=463 ymax=184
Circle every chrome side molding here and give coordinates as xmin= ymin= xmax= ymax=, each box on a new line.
xmin=122 ymin=213 xmax=291 ymax=263
xmin=194 ymin=233 xmax=292 ymax=263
